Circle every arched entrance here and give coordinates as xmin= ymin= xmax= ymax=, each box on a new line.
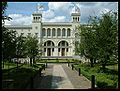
xmin=58 ymin=41 xmax=69 ymax=56
xmin=44 ymin=40 xmax=55 ymax=56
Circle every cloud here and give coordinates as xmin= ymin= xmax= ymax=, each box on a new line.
xmin=42 ymin=9 xmax=55 ymax=19
xmin=5 ymin=14 xmax=32 ymax=25
xmin=49 ymin=16 xmax=66 ymax=22
xmin=5 ymin=2 xmax=118 ymax=25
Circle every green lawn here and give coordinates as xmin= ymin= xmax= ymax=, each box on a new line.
xmin=73 ymin=63 xmax=118 ymax=89
xmin=106 ymin=64 xmax=118 ymax=71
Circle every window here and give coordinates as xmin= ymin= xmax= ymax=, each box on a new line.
xmin=78 ymin=17 xmax=79 ymax=21
xmin=52 ymin=48 xmax=54 ymax=52
xmin=44 ymin=48 xmax=46 ymax=52
xmin=75 ymin=17 xmax=77 ymax=22
xmin=35 ymin=26 xmax=38 ymax=29
xmin=67 ymin=28 xmax=71 ymax=36
xmin=57 ymin=28 xmax=61 ymax=36
xmin=47 ymin=41 xmax=51 ymax=46
xmin=21 ymin=33 xmax=24 ymax=36
xmin=58 ymin=48 xmax=60 ymax=52
xmin=62 ymin=28 xmax=66 ymax=36
xmin=47 ymin=28 xmax=51 ymax=36
xmin=28 ymin=33 xmax=31 ymax=35
xmin=66 ymin=48 xmax=68 ymax=52
xmin=52 ymin=28 xmax=56 ymax=36
xmin=35 ymin=33 xmax=38 ymax=36
xmin=62 ymin=41 xmax=65 ymax=46
xmin=42 ymin=28 xmax=46 ymax=36
xmin=34 ymin=17 xmax=35 ymax=20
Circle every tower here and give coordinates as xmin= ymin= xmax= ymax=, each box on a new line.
xmin=71 ymin=5 xmax=81 ymax=56
xmin=32 ymin=4 xmax=43 ymax=52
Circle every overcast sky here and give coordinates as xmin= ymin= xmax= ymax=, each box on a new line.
xmin=4 ymin=2 xmax=118 ymax=25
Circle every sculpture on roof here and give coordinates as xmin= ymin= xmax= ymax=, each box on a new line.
xmin=37 ymin=3 xmax=44 ymax=13
xmin=72 ymin=3 xmax=80 ymax=13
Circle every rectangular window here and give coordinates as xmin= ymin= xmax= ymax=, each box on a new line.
xmin=44 ymin=48 xmax=46 ymax=52
xmin=52 ymin=48 xmax=54 ymax=52
xmin=58 ymin=48 xmax=60 ymax=52
xmin=66 ymin=48 xmax=68 ymax=52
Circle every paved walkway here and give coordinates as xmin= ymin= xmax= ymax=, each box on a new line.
xmin=26 ymin=63 xmax=91 ymax=89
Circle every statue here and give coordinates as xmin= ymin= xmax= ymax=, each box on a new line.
xmin=37 ymin=3 xmax=44 ymax=13
xmin=72 ymin=3 xmax=80 ymax=13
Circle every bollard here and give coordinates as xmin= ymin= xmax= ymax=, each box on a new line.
xmin=72 ymin=64 xmax=74 ymax=70
xmin=44 ymin=64 xmax=45 ymax=70
xmin=39 ymin=68 xmax=42 ymax=77
xmin=79 ymin=68 xmax=81 ymax=76
xmin=30 ymin=76 xmax=33 ymax=89
xmin=68 ymin=61 xmax=70 ymax=67
xmin=46 ymin=62 xmax=47 ymax=68
xmin=91 ymin=75 xmax=95 ymax=89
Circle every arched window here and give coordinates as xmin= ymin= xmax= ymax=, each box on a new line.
xmin=57 ymin=28 xmax=61 ymax=36
xmin=47 ymin=28 xmax=51 ymax=36
xmin=73 ymin=17 xmax=75 ymax=22
xmin=78 ymin=17 xmax=79 ymax=21
xmin=67 ymin=28 xmax=71 ymax=36
xmin=75 ymin=17 xmax=77 ymax=22
xmin=42 ymin=28 xmax=46 ymax=36
xmin=62 ymin=28 xmax=66 ymax=36
xmin=58 ymin=41 xmax=69 ymax=47
xmin=52 ymin=28 xmax=56 ymax=36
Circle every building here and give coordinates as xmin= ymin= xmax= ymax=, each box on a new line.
xmin=5 ymin=5 xmax=81 ymax=59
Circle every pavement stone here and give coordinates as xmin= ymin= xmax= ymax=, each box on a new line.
xmin=26 ymin=63 xmax=92 ymax=89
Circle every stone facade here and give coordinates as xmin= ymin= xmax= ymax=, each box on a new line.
xmin=5 ymin=7 xmax=80 ymax=58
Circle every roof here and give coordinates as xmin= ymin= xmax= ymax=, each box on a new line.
xmin=42 ymin=22 xmax=72 ymax=26
xmin=4 ymin=25 xmax=32 ymax=29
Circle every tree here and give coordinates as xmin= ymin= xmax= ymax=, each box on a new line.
xmin=2 ymin=2 xmax=17 ymax=68
xmin=80 ymin=24 xmax=98 ymax=67
xmin=2 ymin=2 xmax=11 ymax=25
xmin=15 ymin=34 xmax=26 ymax=58
xmin=79 ymin=11 xmax=118 ymax=70
xmin=24 ymin=35 xmax=39 ymax=66
xmin=95 ymin=11 xmax=118 ymax=71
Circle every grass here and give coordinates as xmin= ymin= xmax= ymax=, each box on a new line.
xmin=73 ymin=63 xmax=118 ymax=89
xmin=2 ymin=62 xmax=22 ymax=70
xmin=106 ymin=64 xmax=118 ymax=71
xmin=2 ymin=63 xmax=45 ymax=89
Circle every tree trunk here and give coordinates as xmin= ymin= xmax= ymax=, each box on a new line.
xmin=30 ymin=57 xmax=32 ymax=66
xmin=93 ymin=59 xmax=96 ymax=64
xmin=33 ymin=57 xmax=35 ymax=64
xmin=102 ymin=63 xmax=106 ymax=72
xmin=90 ymin=58 xmax=94 ymax=67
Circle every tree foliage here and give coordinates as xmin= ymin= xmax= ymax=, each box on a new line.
xmin=24 ymin=35 xmax=39 ymax=65
xmin=78 ymin=11 xmax=118 ymax=70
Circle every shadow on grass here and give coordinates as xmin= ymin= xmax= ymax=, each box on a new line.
xmin=2 ymin=67 xmax=39 ymax=89
xmin=99 ymin=67 xmax=118 ymax=75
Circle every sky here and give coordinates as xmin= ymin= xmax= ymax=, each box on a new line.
xmin=4 ymin=2 xmax=118 ymax=25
